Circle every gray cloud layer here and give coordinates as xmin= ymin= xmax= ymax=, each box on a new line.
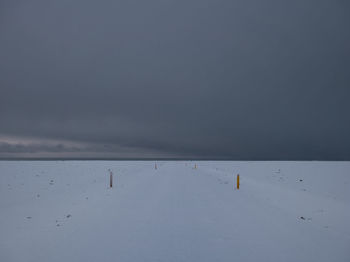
xmin=1 ymin=0 xmax=350 ymax=159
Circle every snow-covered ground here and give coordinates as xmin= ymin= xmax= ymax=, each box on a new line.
xmin=0 ymin=161 xmax=349 ymax=262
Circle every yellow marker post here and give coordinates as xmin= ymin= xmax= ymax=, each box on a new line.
xmin=237 ymin=174 xmax=240 ymax=189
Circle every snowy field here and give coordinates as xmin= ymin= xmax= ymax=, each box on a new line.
xmin=0 ymin=161 xmax=349 ymax=262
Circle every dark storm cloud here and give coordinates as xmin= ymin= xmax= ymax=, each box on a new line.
xmin=1 ymin=0 xmax=350 ymax=159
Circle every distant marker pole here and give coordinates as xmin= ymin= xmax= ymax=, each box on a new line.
xmin=155 ymin=163 xmax=157 ymax=170
xmin=236 ymin=174 xmax=240 ymax=190
xmin=109 ymin=170 xmax=113 ymax=188
xmin=195 ymin=164 xmax=197 ymax=169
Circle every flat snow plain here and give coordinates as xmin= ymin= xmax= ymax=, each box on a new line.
xmin=0 ymin=161 xmax=349 ymax=262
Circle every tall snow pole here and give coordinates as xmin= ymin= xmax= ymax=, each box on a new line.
xmin=109 ymin=169 xmax=113 ymax=188
xmin=236 ymin=174 xmax=240 ymax=189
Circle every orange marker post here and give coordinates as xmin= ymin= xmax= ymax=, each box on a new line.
xmin=236 ymin=174 xmax=240 ymax=189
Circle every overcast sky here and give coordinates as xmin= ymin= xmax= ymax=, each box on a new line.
xmin=1 ymin=0 xmax=349 ymax=159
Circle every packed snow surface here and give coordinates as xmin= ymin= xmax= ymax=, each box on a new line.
xmin=1 ymin=161 xmax=349 ymax=262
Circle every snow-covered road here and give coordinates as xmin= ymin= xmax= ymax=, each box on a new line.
xmin=1 ymin=161 xmax=349 ymax=261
